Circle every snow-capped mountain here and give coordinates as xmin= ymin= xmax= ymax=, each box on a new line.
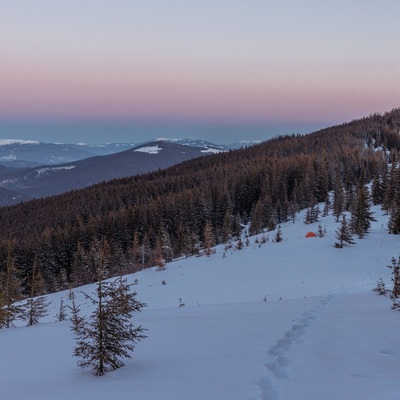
xmin=77 ymin=138 xmax=229 ymax=155
xmin=69 ymin=142 xmax=137 ymax=156
xmin=151 ymin=138 xmax=229 ymax=152
xmin=0 ymin=138 xmax=232 ymax=167
xmin=0 ymin=139 xmax=96 ymax=166
xmin=152 ymin=137 xmax=263 ymax=151
xmin=0 ymin=140 xmax=214 ymax=200
xmin=0 ymin=137 xmax=260 ymax=204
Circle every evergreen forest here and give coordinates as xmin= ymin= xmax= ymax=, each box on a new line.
xmin=1 ymin=109 xmax=400 ymax=295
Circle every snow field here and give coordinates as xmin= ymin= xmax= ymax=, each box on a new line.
xmin=1 ymin=205 xmax=400 ymax=399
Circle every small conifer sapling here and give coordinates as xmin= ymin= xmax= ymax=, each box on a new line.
xmin=334 ymin=215 xmax=355 ymax=248
xmin=73 ymin=274 xmax=147 ymax=376
xmin=24 ymin=261 xmax=49 ymax=326
xmin=372 ymin=278 xmax=388 ymax=296
xmin=56 ymin=298 xmax=68 ymax=322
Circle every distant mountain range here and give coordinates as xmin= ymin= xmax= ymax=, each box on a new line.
xmin=0 ymin=138 xmax=263 ymax=206
xmin=0 ymin=138 xmax=260 ymax=167
xmin=0 ymin=140 xmax=230 ymax=203
xmin=0 ymin=139 xmax=95 ymax=167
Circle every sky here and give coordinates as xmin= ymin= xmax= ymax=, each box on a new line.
xmin=1 ymin=0 xmax=399 ymax=144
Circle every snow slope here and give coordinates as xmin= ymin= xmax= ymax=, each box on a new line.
xmin=1 ymin=206 xmax=400 ymax=400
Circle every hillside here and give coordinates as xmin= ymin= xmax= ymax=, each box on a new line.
xmin=0 ymin=186 xmax=32 ymax=206
xmin=0 ymin=138 xmax=229 ymax=167
xmin=0 ymin=139 xmax=95 ymax=165
xmin=0 ymin=109 xmax=399 ymax=294
xmin=0 ymin=140 xmax=215 ymax=199
xmin=1 ymin=205 xmax=399 ymax=399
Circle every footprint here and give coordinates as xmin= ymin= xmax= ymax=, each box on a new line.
xmin=256 ymin=295 xmax=334 ymax=399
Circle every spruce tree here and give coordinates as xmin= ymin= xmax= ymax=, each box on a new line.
xmin=388 ymin=198 xmax=400 ymax=234
xmin=73 ymin=276 xmax=147 ymax=376
xmin=25 ymin=260 xmax=49 ymax=326
xmin=387 ymin=168 xmax=400 ymax=234
xmin=335 ymin=215 xmax=355 ymax=248
xmin=303 ymin=202 xmax=319 ymax=224
xmin=350 ymin=184 xmax=376 ymax=238
xmin=0 ymin=295 xmax=5 ymax=328
xmin=56 ymin=298 xmax=68 ymax=322
xmin=0 ymin=246 xmax=25 ymax=328
xmin=274 ymin=225 xmax=283 ymax=243
xmin=317 ymin=224 xmax=327 ymax=237
xmin=372 ymin=278 xmax=388 ymax=296
xmin=332 ymin=178 xmax=345 ymax=222
xmin=221 ymin=210 xmax=233 ymax=242
xmin=382 ymin=161 xmax=398 ymax=212
xmin=69 ymin=292 xmax=84 ymax=334
xmin=73 ymin=243 xmax=147 ymax=376
xmin=160 ymin=225 xmax=174 ymax=263
xmin=203 ymin=221 xmax=215 ymax=256
xmin=25 ymin=295 xmax=49 ymax=326
xmin=322 ymin=194 xmax=330 ymax=217
xmin=153 ymin=238 xmax=166 ymax=271
xmin=250 ymin=201 xmax=263 ymax=235
xmin=129 ymin=230 xmax=141 ymax=268
xmin=388 ymin=256 xmax=400 ymax=301
xmin=371 ymin=174 xmax=386 ymax=205
xmin=267 ymin=216 xmax=277 ymax=232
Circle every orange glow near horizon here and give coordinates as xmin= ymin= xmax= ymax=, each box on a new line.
xmin=1 ymin=1 xmax=399 ymax=128
xmin=1 ymin=57 xmax=399 ymax=126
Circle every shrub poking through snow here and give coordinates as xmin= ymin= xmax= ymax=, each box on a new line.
xmin=273 ymin=225 xmax=283 ymax=243
xmin=372 ymin=278 xmax=388 ymax=296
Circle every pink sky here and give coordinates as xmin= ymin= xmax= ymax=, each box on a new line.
xmin=1 ymin=0 xmax=399 ymax=141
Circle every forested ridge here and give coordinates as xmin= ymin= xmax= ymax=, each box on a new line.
xmin=1 ymin=109 xmax=400 ymax=294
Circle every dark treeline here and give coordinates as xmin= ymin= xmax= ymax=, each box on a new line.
xmin=1 ymin=109 xmax=400 ymax=294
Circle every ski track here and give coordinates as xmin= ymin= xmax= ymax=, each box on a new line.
xmin=254 ymin=294 xmax=334 ymax=400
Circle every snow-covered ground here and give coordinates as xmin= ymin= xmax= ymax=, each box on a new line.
xmin=1 ymin=206 xmax=400 ymax=400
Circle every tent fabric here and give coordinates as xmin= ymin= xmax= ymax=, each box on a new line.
xmin=305 ymin=232 xmax=317 ymax=238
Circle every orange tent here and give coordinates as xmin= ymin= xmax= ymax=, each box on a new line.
xmin=305 ymin=232 xmax=317 ymax=238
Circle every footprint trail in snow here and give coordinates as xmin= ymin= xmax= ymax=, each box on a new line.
xmin=255 ymin=294 xmax=334 ymax=400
